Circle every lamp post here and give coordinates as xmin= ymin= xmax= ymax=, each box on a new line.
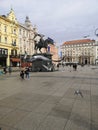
xmin=19 ymin=51 xmax=22 ymax=67
xmin=95 ymin=28 xmax=98 ymax=37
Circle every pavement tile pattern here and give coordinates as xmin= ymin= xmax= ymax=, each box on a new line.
xmin=0 ymin=65 xmax=98 ymax=130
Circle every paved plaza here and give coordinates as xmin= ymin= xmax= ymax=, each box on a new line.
xmin=0 ymin=65 xmax=98 ymax=130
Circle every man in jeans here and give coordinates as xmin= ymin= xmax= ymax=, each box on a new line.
xmin=25 ymin=67 xmax=30 ymax=79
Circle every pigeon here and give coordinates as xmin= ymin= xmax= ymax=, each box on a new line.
xmin=74 ymin=90 xmax=83 ymax=97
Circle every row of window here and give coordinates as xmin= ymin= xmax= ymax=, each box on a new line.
xmin=62 ymin=47 xmax=94 ymax=51
xmin=0 ymin=24 xmax=34 ymax=39
xmin=19 ymin=28 xmax=29 ymax=37
xmin=63 ymin=50 xmax=93 ymax=55
xmin=0 ymin=24 xmax=17 ymax=34
xmin=62 ymin=43 xmax=94 ymax=48
xmin=0 ymin=36 xmax=16 ymax=45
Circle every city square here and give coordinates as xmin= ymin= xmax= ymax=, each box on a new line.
xmin=0 ymin=65 xmax=98 ymax=130
xmin=0 ymin=1 xmax=98 ymax=130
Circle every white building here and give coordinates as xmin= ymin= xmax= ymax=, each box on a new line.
xmin=19 ymin=16 xmax=37 ymax=60
xmin=95 ymin=40 xmax=98 ymax=64
xmin=61 ymin=39 xmax=96 ymax=65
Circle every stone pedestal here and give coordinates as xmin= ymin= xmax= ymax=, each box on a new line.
xmin=31 ymin=53 xmax=54 ymax=72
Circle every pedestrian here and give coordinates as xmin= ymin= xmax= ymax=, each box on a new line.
xmin=75 ymin=64 xmax=77 ymax=71
xmin=57 ymin=63 xmax=59 ymax=70
xmin=25 ymin=67 xmax=30 ymax=79
xmin=20 ymin=70 xmax=24 ymax=79
xmin=73 ymin=63 xmax=77 ymax=71
xmin=3 ymin=66 xmax=7 ymax=74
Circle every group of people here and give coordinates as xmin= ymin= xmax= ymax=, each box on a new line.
xmin=20 ymin=67 xmax=30 ymax=80
xmin=73 ymin=63 xmax=77 ymax=71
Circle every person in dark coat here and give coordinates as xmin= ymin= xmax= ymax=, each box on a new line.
xmin=3 ymin=67 xmax=7 ymax=74
xmin=20 ymin=70 xmax=24 ymax=79
xmin=57 ymin=64 xmax=59 ymax=70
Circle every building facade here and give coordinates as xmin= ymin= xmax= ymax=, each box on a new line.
xmin=19 ymin=16 xmax=37 ymax=65
xmin=0 ymin=9 xmax=38 ymax=67
xmin=94 ymin=40 xmax=98 ymax=64
xmin=61 ymin=39 xmax=95 ymax=65
xmin=0 ymin=8 xmax=19 ymax=67
xmin=0 ymin=9 xmax=59 ymax=67
xmin=49 ymin=44 xmax=59 ymax=64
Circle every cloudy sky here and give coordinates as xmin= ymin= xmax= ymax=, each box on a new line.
xmin=0 ymin=0 xmax=98 ymax=45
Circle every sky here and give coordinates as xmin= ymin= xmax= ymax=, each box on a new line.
xmin=0 ymin=0 xmax=98 ymax=46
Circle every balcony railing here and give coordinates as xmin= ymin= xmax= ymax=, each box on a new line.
xmin=12 ymin=42 xmax=16 ymax=46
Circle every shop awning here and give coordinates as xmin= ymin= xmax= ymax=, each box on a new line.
xmin=11 ymin=58 xmax=20 ymax=62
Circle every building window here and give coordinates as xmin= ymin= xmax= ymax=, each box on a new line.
xmin=14 ymin=39 xmax=16 ymax=46
xmin=15 ymin=50 xmax=17 ymax=55
xmin=11 ymin=50 xmax=17 ymax=55
xmin=14 ymin=29 xmax=16 ymax=34
xmin=23 ymin=30 xmax=25 ymax=36
xmin=26 ymin=31 xmax=29 ymax=37
xmin=5 ymin=37 xmax=7 ymax=43
xmin=0 ymin=24 xmax=1 ymax=31
xmin=11 ymin=50 xmax=14 ymax=55
xmin=19 ymin=29 xmax=21 ymax=35
xmin=0 ymin=36 xmax=1 ymax=42
xmin=4 ymin=26 xmax=7 ymax=32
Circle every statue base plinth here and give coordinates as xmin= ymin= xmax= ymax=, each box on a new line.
xmin=31 ymin=53 xmax=54 ymax=72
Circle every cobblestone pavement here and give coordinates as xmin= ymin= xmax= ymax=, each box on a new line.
xmin=0 ymin=65 xmax=98 ymax=130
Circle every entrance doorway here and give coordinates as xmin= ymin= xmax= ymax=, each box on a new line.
xmin=0 ymin=57 xmax=6 ymax=67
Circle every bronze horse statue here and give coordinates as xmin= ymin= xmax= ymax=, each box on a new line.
xmin=34 ymin=34 xmax=54 ymax=53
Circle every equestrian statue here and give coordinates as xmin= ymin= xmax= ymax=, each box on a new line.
xmin=34 ymin=34 xmax=54 ymax=53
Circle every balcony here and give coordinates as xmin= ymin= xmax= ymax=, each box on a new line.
xmin=12 ymin=42 xmax=16 ymax=46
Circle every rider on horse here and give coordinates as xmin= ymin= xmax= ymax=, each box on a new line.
xmin=34 ymin=33 xmax=54 ymax=53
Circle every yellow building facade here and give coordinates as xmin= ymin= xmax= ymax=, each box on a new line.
xmin=0 ymin=8 xmax=19 ymax=67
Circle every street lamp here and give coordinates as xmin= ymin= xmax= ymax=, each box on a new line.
xmin=95 ymin=28 xmax=98 ymax=37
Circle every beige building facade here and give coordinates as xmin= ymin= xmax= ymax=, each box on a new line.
xmin=0 ymin=8 xmax=19 ymax=67
xmin=61 ymin=39 xmax=96 ymax=65
xmin=0 ymin=9 xmax=38 ymax=67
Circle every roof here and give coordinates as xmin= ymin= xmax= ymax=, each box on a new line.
xmin=62 ymin=39 xmax=95 ymax=46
